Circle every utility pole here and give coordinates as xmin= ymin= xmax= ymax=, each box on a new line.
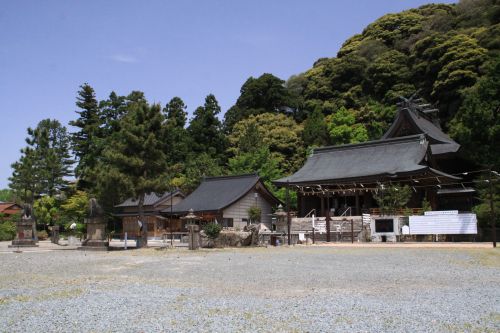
xmin=286 ymin=181 xmax=291 ymax=246
xmin=170 ymin=188 xmax=174 ymax=247
xmin=489 ymin=168 xmax=496 ymax=248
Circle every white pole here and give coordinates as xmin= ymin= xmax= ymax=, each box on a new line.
xmin=312 ymin=214 xmax=315 ymax=229
xmin=124 ymin=232 xmax=128 ymax=250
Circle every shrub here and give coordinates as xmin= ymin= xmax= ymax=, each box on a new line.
xmin=0 ymin=221 xmax=16 ymax=241
xmin=247 ymin=206 xmax=262 ymax=223
xmin=203 ymin=223 xmax=222 ymax=240
xmin=37 ymin=230 xmax=49 ymax=240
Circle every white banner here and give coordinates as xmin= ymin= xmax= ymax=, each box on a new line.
xmin=409 ymin=213 xmax=477 ymax=235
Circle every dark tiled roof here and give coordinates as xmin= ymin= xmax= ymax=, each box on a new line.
xmin=164 ymin=174 xmax=278 ymax=214
xmin=382 ymin=108 xmax=460 ymax=155
xmin=115 ymin=190 xmax=182 ymax=208
xmin=274 ymin=135 xmax=458 ymax=185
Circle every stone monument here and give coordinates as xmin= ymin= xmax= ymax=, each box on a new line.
xmin=9 ymin=204 xmax=38 ymax=248
xmin=78 ymin=198 xmax=109 ymax=251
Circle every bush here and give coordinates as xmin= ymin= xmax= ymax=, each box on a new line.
xmin=203 ymin=223 xmax=222 ymax=240
xmin=37 ymin=230 xmax=49 ymax=240
xmin=247 ymin=206 xmax=262 ymax=223
xmin=0 ymin=221 xmax=16 ymax=241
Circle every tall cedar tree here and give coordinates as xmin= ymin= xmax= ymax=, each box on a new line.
xmin=101 ymin=99 xmax=169 ymax=247
xmin=69 ymin=84 xmax=102 ymax=190
xmin=302 ymin=107 xmax=329 ymax=147
xmin=163 ymin=97 xmax=190 ymax=164
xmin=188 ymin=94 xmax=226 ymax=160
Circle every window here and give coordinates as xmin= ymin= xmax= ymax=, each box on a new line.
xmin=222 ymin=218 xmax=233 ymax=228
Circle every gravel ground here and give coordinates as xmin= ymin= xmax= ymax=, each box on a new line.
xmin=0 ymin=245 xmax=499 ymax=332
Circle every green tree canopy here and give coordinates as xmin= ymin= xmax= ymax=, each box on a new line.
xmin=99 ymin=97 xmax=170 ymax=247
xmin=228 ymin=113 xmax=305 ymax=174
xmin=69 ymin=83 xmax=102 ymax=190
xmin=188 ymin=94 xmax=226 ymax=159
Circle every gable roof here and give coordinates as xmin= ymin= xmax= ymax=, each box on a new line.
xmin=0 ymin=203 xmax=22 ymax=214
xmin=164 ymin=174 xmax=280 ymax=214
xmin=115 ymin=190 xmax=183 ymax=209
xmin=274 ymin=135 xmax=459 ymax=185
xmin=382 ymin=108 xmax=460 ymax=155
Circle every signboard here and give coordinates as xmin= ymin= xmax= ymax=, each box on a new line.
xmin=409 ymin=213 xmax=477 ymax=235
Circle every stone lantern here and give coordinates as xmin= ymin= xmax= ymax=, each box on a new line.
xmin=273 ymin=204 xmax=288 ymax=233
xmin=78 ymin=198 xmax=109 ymax=251
xmin=9 ymin=204 xmax=38 ymax=248
xmin=181 ymin=209 xmax=200 ymax=250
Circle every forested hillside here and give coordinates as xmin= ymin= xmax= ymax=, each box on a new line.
xmin=7 ymin=0 xmax=500 ymax=223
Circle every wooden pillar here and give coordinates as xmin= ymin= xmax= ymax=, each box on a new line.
xmin=355 ymin=193 xmax=360 ymax=216
xmin=320 ymin=196 xmax=325 ymax=217
xmin=298 ymin=193 xmax=305 ymax=217
xmin=326 ymin=193 xmax=331 ymax=242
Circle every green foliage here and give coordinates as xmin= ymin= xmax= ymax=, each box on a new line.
xmin=10 ymin=119 xmax=73 ymax=200
xmin=0 ymin=189 xmax=14 ymax=202
xmin=355 ymin=102 xmax=397 ymax=140
xmin=203 ymin=222 xmax=222 ymax=240
xmin=163 ymin=97 xmax=191 ymax=166
xmin=98 ymin=97 xmax=170 ymax=246
xmin=0 ymin=215 xmax=16 ymax=241
xmin=473 ymin=176 xmax=500 ymax=228
xmin=224 ymin=73 xmax=292 ymax=130
xmin=170 ymin=153 xmax=223 ymax=193
xmin=302 ymin=107 xmax=329 ymax=147
xmin=228 ymin=113 xmax=305 ymax=174
xmin=373 ymin=184 xmax=412 ymax=215
xmin=326 ymin=107 xmax=368 ymax=145
xmin=421 ymin=198 xmax=432 ymax=213
xmin=247 ymin=206 xmax=262 ymax=223
xmin=449 ymin=58 xmax=500 ymax=167
xmin=60 ymin=190 xmax=89 ymax=225
xmin=34 ymin=195 xmax=59 ymax=226
xmin=188 ymin=94 xmax=227 ymax=159
xmin=366 ymin=50 xmax=414 ymax=103
xmin=69 ymin=83 xmax=102 ymax=190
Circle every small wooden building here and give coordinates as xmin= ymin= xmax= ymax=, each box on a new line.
xmin=114 ymin=190 xmax=185 ymax=238
xmin=163 ymin=174 xmax=281 ymax=230
xmin=0 ymin=202 xmax=22 ymax=219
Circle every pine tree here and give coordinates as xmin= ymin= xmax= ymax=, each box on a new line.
xmin=69 ymin=83 xmax=102 ymax=190
xmin=100 ymin=97 xmax=169 ymax=247
xmin=10 ymin=119 xmax=73 ymax=198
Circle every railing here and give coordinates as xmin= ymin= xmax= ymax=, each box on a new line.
xmin=370 ymin=208 xmax=423 ymax=216
xmin=339 ymin=207 xmax=352 ymax=217
xmin=304 ymin=209 xmax=316 ymax=218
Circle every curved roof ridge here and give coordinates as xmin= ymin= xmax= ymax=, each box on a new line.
xmin=313 ymin=134 xmax=425 ymax=154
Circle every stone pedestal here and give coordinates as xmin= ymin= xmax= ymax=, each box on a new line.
xmin=78 ymin=217 xmax=109 ymax=251
xmin=187 ymin=224 xmax=200 ymax=250
xmin=9 ymin=218 xmax=38 ymax=248
xmin=51 ymin=225 xmax=60 ymax=244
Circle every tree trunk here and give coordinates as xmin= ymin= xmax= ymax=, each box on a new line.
xmin=30 ymin=195 xmax=38 ymax=242
xmin=137 ymin=193 xmax=147 ymax=248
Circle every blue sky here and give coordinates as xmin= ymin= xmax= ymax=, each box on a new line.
xmin=0 ymin=0 xmax=456 ymax=189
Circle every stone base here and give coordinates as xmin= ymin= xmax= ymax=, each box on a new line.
xmin=9 ymin=240 xmax=38 ymax=248
xmin=77 ymin=246 xmax=109 ymax=251
xmin=78 ymin=240 xmax=109 ymax=251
